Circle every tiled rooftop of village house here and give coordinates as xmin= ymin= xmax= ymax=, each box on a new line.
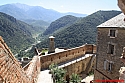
xmin=97 ymin=13 xmax=125 ymax=28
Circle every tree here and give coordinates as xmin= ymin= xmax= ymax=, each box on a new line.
xmin=70 ymin=73 xmax=81 ymax=83
xmin=49 ymin=63 xmax=66 ymax=83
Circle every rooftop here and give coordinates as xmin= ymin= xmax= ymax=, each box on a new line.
xmin=97 ymin=13 xmax=125 ymax=28
xmin=49 ymin=36 xmax=55 ymax=38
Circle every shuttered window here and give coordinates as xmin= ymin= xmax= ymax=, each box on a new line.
xmin=104 ymin=60 xmax=114 ymax=72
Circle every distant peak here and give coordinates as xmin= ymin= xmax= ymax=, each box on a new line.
xmin=11 ymin=3 xmax=32 ymax=11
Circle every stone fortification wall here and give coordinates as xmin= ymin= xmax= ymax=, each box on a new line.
xmin=62 ymin=54 xmax=96 ymax=77
xmin=40 ymin=44 xmax=96 ymax=70
xmin=0 ymin=36 xmax=40 ymax=83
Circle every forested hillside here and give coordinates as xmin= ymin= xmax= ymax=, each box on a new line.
xmin=43 ymin=15 xmax=80 ymax=35
xmin=22 ymin=19 xmax=50 ymax=34
xmin=36 ymin=10 xmax=121 ymax=49
xmin=0 ymin=12 xmax=35 ymax=54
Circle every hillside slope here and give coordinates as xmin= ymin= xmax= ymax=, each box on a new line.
xmin=0 ymin=12 xmax=35 ymax=54
xmin=36 ymin=10 xmax=121 ymax=48
xmin=22 ymin=19 xmax=50 ymax=34
xmin=43 ymin=15 xmax=80 ymax=35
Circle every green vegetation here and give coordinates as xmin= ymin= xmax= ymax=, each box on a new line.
xmin=36 ymin=10 xmax=121 ymax=49
xmin=0 ymin=12 xmax=35 ymax=54
xmin=41 ymin=48 xmax=48 ymax=55
xmin=22 ymin=19 xmax=50 ymax=34
xmin=43 ymin=15 xmax=80 ymax=35
xmin=49 ymin=63 xmax=66 ymax=83
xmin=70 ymin=73 xmax=81 ymax=83
xmin=49 ymin=64 xmax=81 ymax=83
xmin=87 ymin=70 xmax=94 ymax=76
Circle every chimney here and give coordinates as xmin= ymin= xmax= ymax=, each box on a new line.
xmin=48 ymin=36 xmax=55 ymax=54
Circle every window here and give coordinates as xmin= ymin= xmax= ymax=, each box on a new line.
xmin=107 ymin=44 xmax=115 ymax=55
xmin=108 ymin=29 xmax=118 ymax=38
xmin=108 ymin=63 xmax=112 ymax=71
xmin=103 ymin=60 xmax=114 ymax=72
xmin=110 ymin=30 xmax=116 ymax=37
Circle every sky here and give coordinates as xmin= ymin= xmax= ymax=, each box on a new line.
xmin=0 ymin=0 xmax=120 ymax=15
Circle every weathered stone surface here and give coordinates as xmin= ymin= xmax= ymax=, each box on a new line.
xmin=94 ymin=27 xmax=125 ymax=82
xmin=0 ymin=35 xmax=96 ymax=83
xmin=40 ymin=44 xmax=96 ymax=70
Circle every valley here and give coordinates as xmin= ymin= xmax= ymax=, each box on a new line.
xmin=0 ymin=3 xmax=121 ymax=58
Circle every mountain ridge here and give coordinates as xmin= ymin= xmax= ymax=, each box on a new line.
xmin=0 ymin=3 xmax=87 ymax=22
xmin=43 ymin=15 xmax=80 ymax=35
xmin=36 ymin=10 xmax=121 ymax=49
xmin=0 ymin=12 xmax=35 ymax=54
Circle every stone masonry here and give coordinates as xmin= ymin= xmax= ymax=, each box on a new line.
xmin=94 ymin=13 xmax=125 ymax=82
xmin=40 ymin=44 xmax=96 ymax=70
xmin=0 ymin=35 xmax=96 ymax=83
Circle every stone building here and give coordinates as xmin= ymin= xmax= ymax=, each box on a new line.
xmin=94 ymin=13 xmax=125 ymax=81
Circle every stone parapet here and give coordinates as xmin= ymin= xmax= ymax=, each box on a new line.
xmin=40 ymin=44 xmax=96 ymax=70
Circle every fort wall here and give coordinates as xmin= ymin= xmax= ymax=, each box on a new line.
xmin=40 ymin=44 xmax=96 ymax=70
xmin=63 ymin=54 xmax=96 ymax=76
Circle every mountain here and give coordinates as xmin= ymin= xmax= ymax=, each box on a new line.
xmin=0 ymin=12 xmax=35 ymax=54
xmin=43 ymin=15 xmax=80 ymax=35
xmin=64 ymin=12 xmax=87 ymax=17
xmin=22 ymin=19 xmax=50 ymax=33
xmin=0 ymin=3 xmax=87 ymax=22
xmin=36 ymin=10 xmax=121 ymax=49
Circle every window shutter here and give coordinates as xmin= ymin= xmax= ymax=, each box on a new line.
xmin=111 ymin=63 xmax=114 ymax=71
xmin=115 ymin=30 xmax=118 ymax=37
xmin=104 ymin=60 xmax=107 ymax=70
xmin=107 ymin=44 xmax=110 ymax=54
xmin=108 ymin=29 xmax=110 ymax=36
xmin=106 ymin=61 xmax=109 ymax=71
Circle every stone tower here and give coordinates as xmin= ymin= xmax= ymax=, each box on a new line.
xmin=48 ymin=36 xmax=55 ymax=54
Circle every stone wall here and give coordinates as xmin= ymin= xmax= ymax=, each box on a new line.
xmin=0 ymin=36 xmax=40 ymax=83
xmin=63 ymin=54 xmax=96 ymax=77
xmin=94 ymin=28 xmax=125 ymax=82
xmin=40 ymin=44 xmax=96 ymax=70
